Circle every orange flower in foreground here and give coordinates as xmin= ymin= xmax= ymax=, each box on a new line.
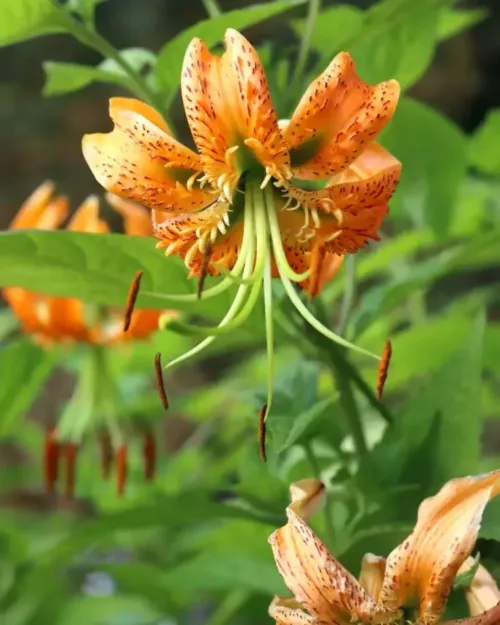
xmin=83 ymin=29 xmax=401 ymax=398
xmin=268 ymin=474 xmax=500 ymax=625
xmin=3 ymin=181 xmax=162 ymax=346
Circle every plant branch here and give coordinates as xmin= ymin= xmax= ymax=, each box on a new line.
xmin=54 ymin=4 xmax=169 ymax=122
xmin=201 ymin=0 xmax=222 ymax=17
xmin=336 ymin=255 xmax=356 ymax=337
xmin=293 ymin=0 xmax=321 ymax=86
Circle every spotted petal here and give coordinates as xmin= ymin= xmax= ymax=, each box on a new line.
xmin=82 ymin=97 xmax=213 ymax=212
xmin=379 ymin=471 xmax=500 ymax=625
xmin=269 ymin=480 xmax=399 ymax=625
xmin=442 ymin=603 xmax=500 ymax=625
xmin=284 ymin=52 xmax=399 ymax=180
xmin=181 ymin=29 xmax=290 ymax=191
xmin=269 ymin=596 xmax=316 ymax=625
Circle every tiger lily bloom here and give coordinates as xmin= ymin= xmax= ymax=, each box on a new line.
xmin=82 ymin=29 xmax=401 ymax=410
xmin=3 ymin=182 xmax=162 ymax=346
xmin=2 ymin=183 xmax=166 ymax=495
xmin=268 ymin=473 xmax=500 ymax=625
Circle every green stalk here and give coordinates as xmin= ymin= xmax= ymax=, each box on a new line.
xmin=54 ymin=3 xmax=169 ymax=123
xmin=293 ymin=0 xmax=321 ymax=87
xmin=336 ymin=255 xmax=356 ymax=337
xmin=201 ymin=0 xmax=222 ymax=17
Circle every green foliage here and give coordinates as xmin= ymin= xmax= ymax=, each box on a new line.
xmin=0 ymin=0 xmax=62 ymax=46
xmin=470 ymin=109 xmax=500 ymax=175
xmin=0 ymin=340 xmax=55 ymax=436
xmin=1 ymin=1 xmax=500 ymax=624
xmin=383 ymin=97 xmax=467 ymax=235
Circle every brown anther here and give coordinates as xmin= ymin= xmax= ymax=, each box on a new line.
xmin=154 ymin=352 xmax=169 ymax=410
xmin=64 ymin=442 xmax=78 ymax=499
xmin=197 ymin=240 xmax=212 ymax=299
xmin=308 ymin=245 xmax=325 ymax=300
xmin=376 ymin=339 xmax=393 ymax=400
xmin=43 ymin=427 xmax=60 ymax=494
xmin=100 ymin=430 xmax=113 ymax=479
xmin=123 ymin=270 xmax=143 ymax=332
xmin=258 ymin=404 xmax=267 ymax=463
xmin=116 ymin=444 xmax=128 ymax=496
xmin=143 ymin=430 xmax=156 ymax=481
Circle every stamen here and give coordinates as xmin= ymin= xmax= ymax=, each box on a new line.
xmin=197 ymin=239 xmax=212 ymax=299
xmin=376 ymin=340 xmax=392 ymax=399
xmin=100 ymin=430 xmax=113 ymax=479
xmin=222 ymin=211 xmax=231 ymax=226
xmin=65 ymin=442 xmax=78 ymax=499
xmin=143 ymin=430 xmax=156 ymax=481
xmin=43 ymin=427 xmax=60 ymax=494
xmin=115 ymin=443 xmax=127 ymax=496
xmin=217 ymin=221 xmax=227 ymax=235
xmin=258 ymin=404 xmax=267 ymax=462
xmin=154 ymin=352 xmax=169 ymax=409
xmin=123 ymin=270 xmax=143 ymax=332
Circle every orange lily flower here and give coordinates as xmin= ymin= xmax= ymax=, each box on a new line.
xmin=269 ymin=473 xmax=500 ymax=625
xmin=2 ymin=182 xmax=162 ymax=346
xmin=460 ymin=559 xmax=500 ymax=617
xmin=82 ymin=29 xmax=401 ymax=404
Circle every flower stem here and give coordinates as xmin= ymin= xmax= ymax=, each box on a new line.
xmin=333 ymin=365 xmax=367 ymax=457
xmin=201 ymin=0 xmax=222 ymax=17
xmin=54 ymin=3 xmax=169 ymax=123
xmin=336 ymin=255 xmax=356 ymax=337
xmin=294 ymin=0 xmax=321 ymax=86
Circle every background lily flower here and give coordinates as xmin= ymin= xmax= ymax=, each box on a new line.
xmin=82 ymin=28 xmax=400 ymax=414
xmin=269 ymin=473 xmax=500 ymax=625
xmin=3 ymin=182 xmax=162 ymax=346
xmin=2 ymin=183 xmax=166 ymax=496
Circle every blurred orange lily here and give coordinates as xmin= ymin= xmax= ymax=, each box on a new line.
xmin=269 ymin=473 xmax=500 ymax=625
xmin=83 ymin=29 xmax=400 ymax=405
xmin=3 ymin=182 xmax=162 ymax=346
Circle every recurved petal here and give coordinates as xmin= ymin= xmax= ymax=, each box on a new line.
xmin=10 ymin=181 xmax=69 ymax=230
xmin=269 ymin=596 xmax=316 ymax=625
xmin=442 ymin=603 xmax=500 ymax=625
xmin=379 ymin=471 xmax=500 ymax=625
xmin=82 ymin=97 xmax=212 ymax=212
xmin=269 ymin=507 xmax=398 ymax=625
xmin=285 ymin=52 xmax=399 ymax=179
xmin=359 ymin=554 xmax=386 ymax=603
xmin=106 ymin=193 xmax=152 ymax=236
xmin=289 ymin=479 xmax=327 ymax=521
xmin=181 ymin=30 xmax=290 ymax=189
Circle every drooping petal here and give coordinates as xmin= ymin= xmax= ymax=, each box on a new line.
xmin=359 ymin=554 xmax=386 ymax=603
xmin=269 ymin=596 xmax=316 ymax=625
xmin=302 ymin=247 xmax=344 ymax=298
xmin=379 ymin=471 xmax=500 ymax=625
xmin=82 ymin=97 xmax=213 ymax=212
xmin=106 ymin=193 xmax=153 ymax=236
xmin=68 ymin=196 xmax=110 ymax=234
xmin=459 ymin=559 xmax=500 ymax=617
xmin=10 ymin=181 xmax=68 ymax=230
xmin=284 ymin=52 xmax=400 ymax=179
xmin=269 ymin=480 xmax=399 ymax=625
xmin=441 ymin=603 xmax=500 ymax=625
xmin=181 ymin=29 xmax=290 ymax=192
